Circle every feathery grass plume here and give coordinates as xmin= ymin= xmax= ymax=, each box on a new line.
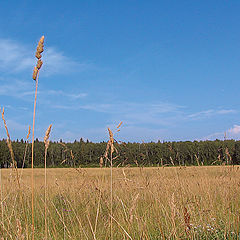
xmin=31 ymin=35 xmax=45 ymax=240
xmin=44 ymin=124 xmax=52 ymax=240
xmin=44 ymin=124 xmax=52 ymax=149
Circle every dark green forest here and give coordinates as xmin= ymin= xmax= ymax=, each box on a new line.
xmin=1 ymin=138 xmax=240 ymax=168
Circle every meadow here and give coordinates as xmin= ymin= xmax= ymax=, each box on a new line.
xmin=0 ymin=166 xmax=239 ymax=239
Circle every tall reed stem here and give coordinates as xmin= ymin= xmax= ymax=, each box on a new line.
xmin=110 ymin=151 xmax=113 ymax=240
xmin=44 ymin=148 xmax=47 ymax=239
xmin=44 ymin=124 xmax=52 ymax=240
xmin=0 ymin=164 xmax=3 ymax=229
xmin=31 ymin=71 xmax=39 ymax=240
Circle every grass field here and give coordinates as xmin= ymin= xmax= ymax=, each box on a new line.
xmin=0 ymin=165 xmax=239 ymax=239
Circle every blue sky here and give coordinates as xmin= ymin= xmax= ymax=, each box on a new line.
xmin=0 ymin=1 xmax=240 ymax=142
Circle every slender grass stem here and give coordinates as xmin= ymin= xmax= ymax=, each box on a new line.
xmin=110 ymin=151 xmax=113 ymax=240
xmin=44 ymin=148 xmax=47 ymax=240
xmin=31 ymin=71 xmax=39 ymax=240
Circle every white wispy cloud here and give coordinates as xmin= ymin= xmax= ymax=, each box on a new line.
xmin=0 ymin=39 xmax=33 ymax=72
xmin=0 ymin=38 xmax=90 ymax=75
xmin=199 ymin=132 xmax=224 ymax=141
xmin=52 ymin=101 xmax=238 ymax=127
xmin=53 ymin=102 xmax=181 ymax=113
xmin=187 ymin=109 xmax=237 ymax=119
xmin=52 ymin=101 xmax=183 ymax=127
xmin=45 ymin=90 xmax=87 ymax=99
xmin=200 ymin=124 xmax=240 ymax=141
xmin=0 ymin=80 xmax=31 ymax=98
xmin=0 ymin=118 xmax=28 ymax=139
xmin=228 ymin=125 xmax=240 ymax=135
xmin=0 ymin=79 xmax=87 ymax=102
xmin=42 ymin=47 xmax=90 ymax=76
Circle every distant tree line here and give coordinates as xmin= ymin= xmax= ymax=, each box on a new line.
xmin=0 ymin=138 xmax=240 ymax=168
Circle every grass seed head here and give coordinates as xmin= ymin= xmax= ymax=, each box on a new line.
xmin=108 ymin=128 xmax=114 ymax=144
xmin=117 ymin=121 xmax=123 ymax=129
xmin=44 ymin=124 xmax=52 ymax=149
xmin=32 ymin=67 xmax=38 ymax=80
xmin=37 ymin=36 xmax=44 ymax=53
xmin=37 ymin=45 xmax=44 ymax=54
xmin=26 ymin=126 xmax=31 ymax=141
xmin=35 ymin=51 xmax=42 ymax=59
xmin=104 ymin=142 xmax=110 ymax=159
xmin=39 ymin=35 xmax=45 ymax=45
xmin=36 ymin=59 xmax=43 ymax=70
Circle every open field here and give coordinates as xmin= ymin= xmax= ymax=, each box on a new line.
xmin=0 ymin=166 xmax=240 ymax=239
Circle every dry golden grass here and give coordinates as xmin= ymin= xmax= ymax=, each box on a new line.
xmin=0 ymin=166 xmax=239 ymax=239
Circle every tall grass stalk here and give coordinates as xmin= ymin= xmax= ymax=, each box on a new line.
xmin=20 ymin=126 xmax=31 ymax=180
xmin=0 ymin=109 xmax=4 ymax=225
xmin=0 ymin=158 xmax=3 ymax=231
xmin=31 ymin=35 xmax=45 ymax=240
xmin=44 ymin=124 xmax=52 ymax=240
xmin=105 ymin=123 xmax=122 ymax=239
xmin=106 ymin=128 xmax=114 ymax=240
xmin=110 ymin=146 xmax=113 ymax=240
xmin=31 ymin=70 xmax=39 ymax=240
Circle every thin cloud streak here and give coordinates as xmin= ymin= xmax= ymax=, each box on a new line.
xmin=0 ymin=38 xmax=91 ymax=76
xmin=187 ymin=109 xmax=237 ymax=120
xmin=42 ymin=47 xmax=91 ymax=76
xmin=0 ymin=118 xmax=28 ymax=139
xmin=0 ymin=80 xmax=31 ymax=98
xmin=228 ymin=125 xmax=240 ymax=135
xmin=52 ymin=102 xmax=237 ymax=127
xmin=0 ymin=79 xmax=87 ymax=101
xmin=45 ymin=90 xmax=87 ymax=99
xmin=0 ymin=39 xmax=32 ymax=72
xmin=200 ymin=124 xmax=240 ymax=141
xmin=52 ymin=102 xmax=182 ymax=114
xmin=52 ymin=101 xmax=184 ymax=127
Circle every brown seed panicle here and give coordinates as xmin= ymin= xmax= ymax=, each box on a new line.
xmin=32 ymin=67 xmax=38 ymax=80
xmin=36 ymin=59 xmax=43 ymax=70
xmin=32 ymin=36 xmax=44 ymax=80
xmin=44 ymin=124 xmax=52 ymax=150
